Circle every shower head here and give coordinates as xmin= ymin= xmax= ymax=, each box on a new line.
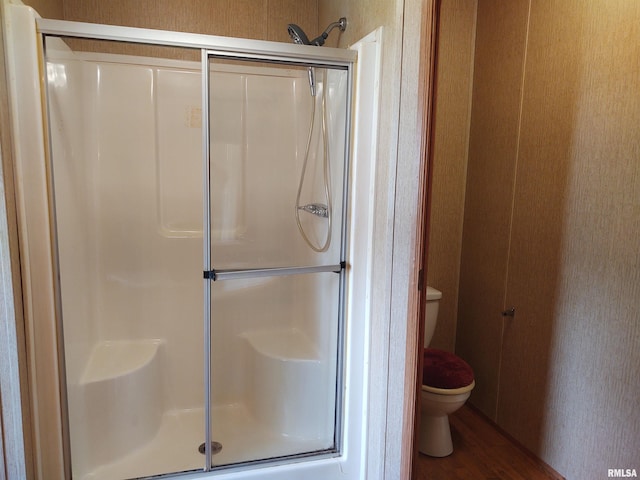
xmin=288 ymin=18 xmax=346 ymax=96
xmin=287 ymin=24 xmax=311 ymax=45
xmin=287 ymin=17 xmax=347 ymax=47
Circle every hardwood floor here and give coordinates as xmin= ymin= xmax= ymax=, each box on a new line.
xmin=414 ymin=406 xmax=564 ymax=480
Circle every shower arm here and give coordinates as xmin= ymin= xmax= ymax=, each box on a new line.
xmin=310 ymin=17 xmax=347 ymax=46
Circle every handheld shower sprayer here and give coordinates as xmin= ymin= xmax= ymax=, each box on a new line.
xmin=307 ymin=67 xmax=316 ymax=97
xmin=289 ymin=17 xmax=346 ymax=252
xmin=287 ymin=17 xmax=347 ymax=47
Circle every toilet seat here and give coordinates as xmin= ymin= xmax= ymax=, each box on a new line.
xmin=423 ymin=348 xmax=474 ymax=391
xmin=422 ymin=380 xmax=475 ymax=396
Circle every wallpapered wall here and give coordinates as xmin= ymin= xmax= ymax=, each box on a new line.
xmin=23 ymin=0 xmax=318 ymax=43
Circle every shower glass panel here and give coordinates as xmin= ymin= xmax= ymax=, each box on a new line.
xmin=44 ymin=36 xmax=205 ymax=479
xmin=206 ymin=57 xmax=349 ymax=466
xmin=207 ymin=59 xmax=348 ymax=270
xmin=209 ymin=272 xmax=340 ymax=466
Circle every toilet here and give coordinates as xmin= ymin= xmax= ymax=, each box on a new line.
xmin=419 ymin=286 xmax=475 ymax=457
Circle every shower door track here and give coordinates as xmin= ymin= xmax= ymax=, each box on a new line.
xmin=36 ymin=19 xmax=355 ymax=68
xmin=37 ymin=16 xmax=355 ymax=477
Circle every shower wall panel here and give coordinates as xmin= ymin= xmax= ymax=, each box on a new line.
xmin=156 ymin=69 xmax=203 ymax=237
xmin=49 ymin=53 xmax=318 ymax=402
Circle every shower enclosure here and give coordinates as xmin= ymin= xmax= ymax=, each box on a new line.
xmin=29 ymin=18 xmax=355 ymax=480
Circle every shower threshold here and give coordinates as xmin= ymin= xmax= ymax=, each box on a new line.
xmin=83 ymin=403 xmax=329 ymax=480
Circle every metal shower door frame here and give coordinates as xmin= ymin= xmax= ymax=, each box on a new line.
xmin=36 ymin=17 xmax=355 ymax=476
xmin=202 ymin=50 xmax=353 ymax=471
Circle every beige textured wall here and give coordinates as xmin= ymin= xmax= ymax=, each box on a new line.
xmin=318 ymin=1 xmax=395 ymax=48
xmin=23 ymin=0 xmax=318 ymax=43
xmin=425 ymin=0 xmax=476 ymax=352
xmin=525 ymin=0 xmax=640 ymax=475
xmin=453 ymin=0 xmax=640 ymax=476
xmin=20 ymin=0 xmax=63 ymax=19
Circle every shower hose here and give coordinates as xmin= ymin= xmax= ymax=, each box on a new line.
xmin=295 ymin=70 xmax=332 ymax=252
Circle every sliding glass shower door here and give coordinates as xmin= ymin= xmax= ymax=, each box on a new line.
xmin=41 ymin=22 xmax=353 ymax=480
xmin=205 ymin=57 xmax=350 ymax=467
xmin=44 ymin=36 xmax=208 ymax=479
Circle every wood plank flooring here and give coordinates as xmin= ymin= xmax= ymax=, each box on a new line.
xmin=414 ymin=406 xmax=565 ymax=480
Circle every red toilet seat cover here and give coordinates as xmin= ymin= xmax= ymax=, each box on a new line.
xmin=423 ymin=348 xmax=474 ymax=389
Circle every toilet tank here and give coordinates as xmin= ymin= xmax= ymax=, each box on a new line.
xmin=424 ymin=286 xmax=442 ymax=347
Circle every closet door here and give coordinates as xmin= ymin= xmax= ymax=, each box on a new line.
xmin=455 ymin=0 xmax=530 ymax=420
xmin=496 ymin=3 xmax=579 ymax=453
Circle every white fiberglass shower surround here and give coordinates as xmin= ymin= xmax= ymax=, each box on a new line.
xmin=4 ymin=3 xmax=381 ymax=480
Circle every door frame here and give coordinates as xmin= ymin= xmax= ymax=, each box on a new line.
xmin=402 ymin=0 xmax=440 ymax=477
